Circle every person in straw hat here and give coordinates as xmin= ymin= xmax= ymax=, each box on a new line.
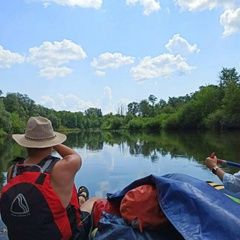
xmin=0 ymin=116 xmax=98 ymax=240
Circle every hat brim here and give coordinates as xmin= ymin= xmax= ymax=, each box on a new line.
xmin=12 ymin=132 xmax=67 ymax=148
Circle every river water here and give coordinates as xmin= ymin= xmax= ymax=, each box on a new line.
xmin=1 ymin=130 xmax=240 ymax=198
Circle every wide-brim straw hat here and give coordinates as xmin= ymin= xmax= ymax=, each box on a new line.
xmin=12 ymin=116 xmax=67 ymax=148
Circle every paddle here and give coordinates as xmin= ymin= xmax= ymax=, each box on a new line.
xmin=210 ymin=152 xmax=240 ymax=168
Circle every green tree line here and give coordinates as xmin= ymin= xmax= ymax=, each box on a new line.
xmin=0 ymin=67 xmax=240 ymax=136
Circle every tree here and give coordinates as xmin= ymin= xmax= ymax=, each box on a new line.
xmin=219 ymin=68 xmax=240 ymax=120
xmin=3 ymin=93 xmax=20 ymax=113
xmin=148 ymin=95 xmax=157 ymax=106
xmin=85 ymin=108 xmax=102 ymax=118
xmin=219 ymin=67 xmax=239 ymax=88
xmin=138 ymin=100 xmax=151 ymax=117
xmin=3 ymin=92 xmax=38 ymax=119
xmin=110 ymin=116 xmax=124 ymax=130
xmin=154 ymin=99 xmax=167 ymax=115
xmin=116 ymin=102 xmax=126 ymax=116
xmin=75 ymin=112 xmax=85 ymax=129
xmin=0 ymin=99 xmax=12 ymax=134
xmin=127 ymin=102 xmax=139 ymax=116
xmin=148 ymin=95 xmax=157 ymax=117
xmin=191 ymin=85 xmax=222 ymax=118
xmin=10 ymin=112 xmax=25 ymax=133
xmin=178 ymin=102 xmax=202 ymax=129
xmin=84 ymin=108 xmax=102 ymax=129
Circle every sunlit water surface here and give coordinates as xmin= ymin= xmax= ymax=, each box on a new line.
xmin=70 ymin=143 xmax=219 ymax=198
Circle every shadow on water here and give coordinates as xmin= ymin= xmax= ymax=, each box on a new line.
xmin=1 ymin=130 xmax=240 ymax=190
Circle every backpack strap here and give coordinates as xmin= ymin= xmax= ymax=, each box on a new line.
xmin=37 ymin=156 xmax=60 ymax=173
xmin=11 ymin=158 xmax=25 ymax=179
xmin=10 ymin=156 xmax=60 ymax=178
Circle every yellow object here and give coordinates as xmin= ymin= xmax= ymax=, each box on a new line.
xmin=91 ymin=228 xmax=98 ymax=238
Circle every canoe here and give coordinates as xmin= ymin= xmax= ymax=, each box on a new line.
xmin=1 ymin=173 xmax=240 ymax=240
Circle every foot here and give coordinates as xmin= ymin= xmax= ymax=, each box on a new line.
xmin=77 ymin=186 xmax=89 ymax=205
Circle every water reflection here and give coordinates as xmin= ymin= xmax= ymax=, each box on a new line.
xmin=1 ymin=130 xmax=240 ymax=195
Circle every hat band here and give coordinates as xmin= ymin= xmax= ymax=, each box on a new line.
xmin=24 ymin=134 xmax=57 ymax=142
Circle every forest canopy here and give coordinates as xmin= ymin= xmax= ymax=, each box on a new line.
xmin=1 ymin=67 xmax=240 ymax=136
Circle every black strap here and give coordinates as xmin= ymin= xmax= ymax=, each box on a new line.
xmin=11 ymin=158 xmax=25 ymax=179
xmin=12 ymin=157 xmax=25 ymax=163
xmin=37 ymin=156 xmax=60 ymax=173
xmin=11 ymin=156 xmax=60 ymax=178
xmin=35 ymin=173 xmax=47 ymax=185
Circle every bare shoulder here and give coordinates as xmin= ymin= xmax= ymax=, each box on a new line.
xmin=56 ymin=153 xmax=82 ymax=173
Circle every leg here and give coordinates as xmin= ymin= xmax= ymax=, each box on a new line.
xmin=80 ymin=197 xmax=99 ymax=213
xmin=77 ymin=186 xmax=99 ymax=212
xmin=77 ymin=186 xmax=89 ymax=205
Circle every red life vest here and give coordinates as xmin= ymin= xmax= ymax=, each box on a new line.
xmin=0 ymin=156 xmax=80 ymax=240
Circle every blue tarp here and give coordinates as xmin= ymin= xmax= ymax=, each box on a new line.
xmin=94 ymin=173 xmax=240 ymax=240
xmin=94 ymin=212 xmax=183 ymax=240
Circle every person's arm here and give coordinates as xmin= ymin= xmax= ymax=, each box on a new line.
xmin=51 ymin=144 xmax=82 ymax=207
xmin=222 ymin=172 xmax=240 ymax=193
xmin=206 ymin=156 xmax=240 ymax=192
xmin=205 ymin=156 xmax=225 ymax=181
xmin=53 ymin=144 xmax=82 ymax=173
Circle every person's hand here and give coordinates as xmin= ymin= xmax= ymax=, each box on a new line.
xmin=205 ymin=155 xmax=218 ymax=170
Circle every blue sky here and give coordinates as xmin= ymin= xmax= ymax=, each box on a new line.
xmin=0 ymin=0 xmax=240 ymax=114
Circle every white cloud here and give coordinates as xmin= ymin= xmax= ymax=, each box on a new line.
xmin=0 ymin=45 xmax=24 ymax=68
xmin=40 ymin=0 xmax=102 ymax=9
xmin=220 ymin=8 xmax=240 ymax=36
xmin=131 ymin=53 xmax=195 ymax=81
xmin=174 ymin=0 xmax=234 ymax=11
xmin=43 ymin=2 xmax=51 ymax=8
xmin=165 ymin=34 xmax=200 ymax=56
xmin=27 ymin=39 xmax=86 ymax=79
xmin=95 ymin=70 xmax=106 ymax=77
xmin=96 ymin=86 xmax=114 ymax=114
xmin=40 ymin=93 xmax=95 ymax=112
xmin=39 ymin=66 xmax=73 ymax=79
xmin=39 ymin=87 xmax=114 ymax=114
xmin=103 ymin=86 xmax=112 ymax=100
xmin=126 ymin=0 xmax=161 ymax=15
xmin=28 ymin=39 xmax=87 ymax=68
xmin=91 ymin=52 xmax=135 ymax=70
xmin=40 ymin=95 xmax=56 ymax=108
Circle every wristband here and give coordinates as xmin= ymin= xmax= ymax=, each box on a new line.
xmin=212 ymin=166 xmax=219 ymax=175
